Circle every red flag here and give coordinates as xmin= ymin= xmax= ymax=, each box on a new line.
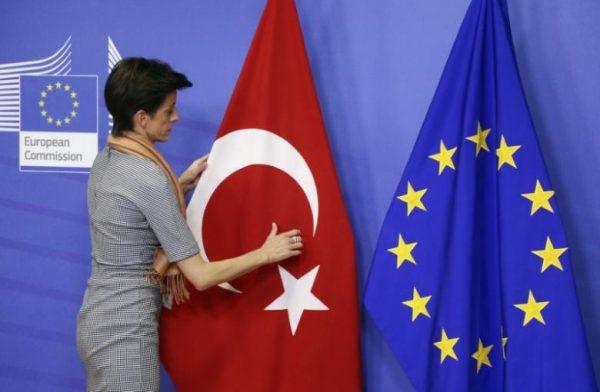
xmin=160 ymin=0 xmax=362 ymax=390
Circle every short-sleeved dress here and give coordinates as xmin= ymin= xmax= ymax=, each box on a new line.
xmin=77 ymin=148 xmax=199 ymax=391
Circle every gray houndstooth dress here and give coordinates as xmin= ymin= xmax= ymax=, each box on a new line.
xmin=77 ymin=148 xmax=199 ymax=391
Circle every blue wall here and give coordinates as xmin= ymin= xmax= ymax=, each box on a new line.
xmin=0 ymin=1 xmax=598 ymax=390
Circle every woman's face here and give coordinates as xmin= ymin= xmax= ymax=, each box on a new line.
xmin=144 ymin=91 xmax=179 ymax=143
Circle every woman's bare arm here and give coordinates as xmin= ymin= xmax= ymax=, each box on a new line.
xmin=174 ymin=223 xmax=302 ymax=291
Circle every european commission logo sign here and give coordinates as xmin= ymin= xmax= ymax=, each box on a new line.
xmin=0 ymin=36 xmax=118 ymax=173
xmin=19 ymin=75 xmax=98 ymax=172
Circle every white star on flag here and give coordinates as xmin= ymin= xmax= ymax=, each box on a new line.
xmin=265 ymin=265 xmax=329 ymax=335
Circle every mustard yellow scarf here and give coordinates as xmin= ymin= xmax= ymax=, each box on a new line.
xmin=107 ymin=132 xmax=188 ymax=303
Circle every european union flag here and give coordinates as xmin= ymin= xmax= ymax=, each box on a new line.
xmin=20 ymin=75 xmax=97 ymax=132
xmin=363 ymin=0 xmax=597 ymax=390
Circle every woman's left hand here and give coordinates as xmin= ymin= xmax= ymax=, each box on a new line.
xmin=179 ymin=154 xmax=209 ymax=193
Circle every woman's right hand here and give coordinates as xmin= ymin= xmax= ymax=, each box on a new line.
xmin=260 ymin=223 xmax=303 ymax=264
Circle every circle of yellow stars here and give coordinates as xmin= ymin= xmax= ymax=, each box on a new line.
xmin=38 ymin=81 xmax=79 ymax=127
xmin=389 ymin=119 xmax=569 ymax=374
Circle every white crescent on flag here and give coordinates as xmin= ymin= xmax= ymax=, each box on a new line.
xmin=187 ymin=128 xmax=319 ymax=293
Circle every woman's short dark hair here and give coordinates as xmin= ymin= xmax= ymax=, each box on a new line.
xmin=105 ymin=57 xmax=192 ymax=136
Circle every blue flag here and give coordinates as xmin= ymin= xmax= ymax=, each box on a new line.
xmin=363 ymin=0 xmax=597 ymax=390
xmin=20 ymin=75 xmax=97 ymax=132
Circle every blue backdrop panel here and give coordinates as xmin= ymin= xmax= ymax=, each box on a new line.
xmin=0 ymin=1 xmax=598 ymax=391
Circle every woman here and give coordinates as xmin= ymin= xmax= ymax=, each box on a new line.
xmin=76 ymin=57 xmax=303 ymax=391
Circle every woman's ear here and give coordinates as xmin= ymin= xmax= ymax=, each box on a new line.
xmin=132 ymin=109 xmax=147 ymax=130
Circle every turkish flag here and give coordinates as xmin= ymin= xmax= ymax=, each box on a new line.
xmin=160 ymin=0 xmax=362 ymax=390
